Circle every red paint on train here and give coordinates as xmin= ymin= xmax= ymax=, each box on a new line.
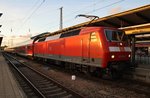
xmin=9 ymin=26 xmax=131 ymax=78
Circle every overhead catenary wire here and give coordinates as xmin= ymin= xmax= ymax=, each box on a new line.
xmin=85 ymin=0 xmax=125 ymax=14
xmin=4 ymin=0 xmax=41 ymax=35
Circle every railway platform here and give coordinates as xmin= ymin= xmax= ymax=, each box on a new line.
xmin=125 ymin=64 xmax=150 ymax=83
xmin=0 ymin=52 xmax=26 ymax=98
xmin=133 ymin=64 xmax=150 ymax=83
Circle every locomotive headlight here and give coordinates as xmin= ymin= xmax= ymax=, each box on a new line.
xmin=111 ymin=55 xmax=115 ymax=59
xmin=128 ymin=54 xmax=131 ymax=58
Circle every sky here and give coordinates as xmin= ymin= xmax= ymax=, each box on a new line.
xmin=0 ymin=0 xmax=150 ymax=46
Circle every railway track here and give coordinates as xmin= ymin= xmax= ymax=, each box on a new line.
xmin=41 ymin=60 xmax=150 ymax=97
xmin=35 ymin=57 xmax=150 ymax=97
xmin=3 ymin=53 xmax=84 ymax=98
xmin=4 ymin=53 xmax=150 ymax=98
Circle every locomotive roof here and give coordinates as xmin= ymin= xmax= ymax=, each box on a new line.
xmin=31 ymin=32 xmax=50 ymax=39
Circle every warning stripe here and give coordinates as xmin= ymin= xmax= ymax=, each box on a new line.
xmin=109 ymin=46 xmax=131 ymax=52
xmin=109 ymin=47 xmax=120 ymax=52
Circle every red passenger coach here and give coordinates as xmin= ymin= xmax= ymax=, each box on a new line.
xmin=34 ymin=26 xmax=131 ymax=78
xmin=13 ymin=39 xmax=33 ymax=57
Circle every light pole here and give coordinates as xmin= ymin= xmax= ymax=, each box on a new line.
xmin=59 ymin=7 xmax=63 ymax=30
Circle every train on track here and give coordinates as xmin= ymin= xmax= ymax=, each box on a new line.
xmin=6 ymin=26 xmax=131 ymax=79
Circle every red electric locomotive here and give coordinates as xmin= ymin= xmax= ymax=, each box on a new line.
xmin=6 ymin=26 xmax=131 ymax=78
xmin=33 ymin=26 xmax=131 ymax=78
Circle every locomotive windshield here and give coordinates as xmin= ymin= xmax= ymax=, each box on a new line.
xmin=105 ymin=30 xmax=127 ymax=42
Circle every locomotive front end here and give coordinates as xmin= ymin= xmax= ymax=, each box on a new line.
xmin=102 ymin=28 xmax=131 ymax=78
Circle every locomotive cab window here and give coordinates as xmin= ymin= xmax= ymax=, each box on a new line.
xmin=105 ymin=30 xmax=127 ymax=42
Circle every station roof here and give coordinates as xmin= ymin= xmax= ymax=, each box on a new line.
xmin=0 ymin=13 xmax=2 ymax=46
xmin=91 ymin=4 xmax=150 ymax=28
xmin=33 ymin=4 xmax=150 ymax=39
xmin=0 ymin=13 xmax=2 ymax=17
xmin=0 ymin=13 xmax=2 ymax=28
xmin=52 ymin=4 xmax=149 ymax=36
xmin=120 ymin=23 xmax=150 ymax=35
xmin=0 ymin=37 xmax=3 ymax=46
